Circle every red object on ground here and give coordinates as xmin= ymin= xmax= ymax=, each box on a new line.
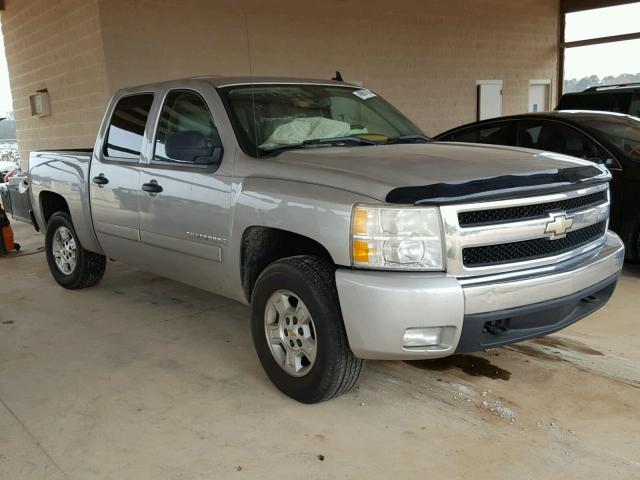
xmin=2 ymin=225 xmax=15 ymax=253
xmin=0 ymin=206 xmax=19 ymax=254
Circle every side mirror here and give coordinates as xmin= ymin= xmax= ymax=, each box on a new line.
xmin=604 ymin=158 xmax=619 ymax=169
xmin=165 ymin=131 xmax=223 ymax=165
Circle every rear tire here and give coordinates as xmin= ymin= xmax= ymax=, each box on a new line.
xmin=251 ymin=255 xmax=364 ymax=403
xmin=45 ymin=212 xmax=106 ymax=289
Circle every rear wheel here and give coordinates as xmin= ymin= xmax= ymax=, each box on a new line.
xmin=251 ymin=256 xmax=364 ymax=403
xmin=45 ymin=212 xmax=106 ymax=289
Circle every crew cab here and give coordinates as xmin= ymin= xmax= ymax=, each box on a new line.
xmin=29 ymin=77 xmax=624 ymax=403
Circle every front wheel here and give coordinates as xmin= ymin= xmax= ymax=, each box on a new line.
xmin=251 ymin=256 xmax=364 ymax=403
xmin=45 ymin=212 xmax=106 ymax=289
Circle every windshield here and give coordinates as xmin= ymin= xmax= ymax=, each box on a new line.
xmin=218 ymin=84 xmax=423 ymax=156
xmin=581 ymin=116 xmax=640 ymax=161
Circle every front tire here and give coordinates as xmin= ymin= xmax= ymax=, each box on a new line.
xmin=45 ymin=212 xmax=106 ymax=289
xmin=251 ymin=256 xmax=364 ymax=403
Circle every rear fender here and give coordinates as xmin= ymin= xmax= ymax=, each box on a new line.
xmin=29 ymin=151 xmax=103 ymax=254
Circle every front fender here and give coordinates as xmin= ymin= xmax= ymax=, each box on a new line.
xmin=228 ymin=177 xmax=377 ymax=277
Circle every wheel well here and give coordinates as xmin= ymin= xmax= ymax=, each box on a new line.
xmin=40 ymin=191 xmax=70 ymax=226
xmin=240 ymin=226 xmax=334 ymax=302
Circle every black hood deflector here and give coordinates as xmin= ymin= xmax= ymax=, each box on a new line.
xmin=385 ymin=165 xmax=610 ymax=205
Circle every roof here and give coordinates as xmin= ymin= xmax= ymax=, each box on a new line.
xmin=195 ymin=75 xmax=359 ymax=88
xmin=577 ymin=83 xmax=640 ymax=93
xmin=114 ymin=75 xmax=362 ymax=96
xmin=499 ymin=110 xmax=635 ymax=121
xmin=435 ymin=110 xmax=638 ymax=138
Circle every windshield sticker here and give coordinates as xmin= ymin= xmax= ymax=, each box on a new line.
xmin=353 ymin=89 xmax=377 ymax=100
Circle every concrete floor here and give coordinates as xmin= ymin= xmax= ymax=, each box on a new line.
xmin=1 ymin=220 xmax=639 ymax=480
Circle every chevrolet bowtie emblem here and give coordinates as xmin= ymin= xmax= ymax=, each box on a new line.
xmin=545 ymin=212 xmax=574 ymax=240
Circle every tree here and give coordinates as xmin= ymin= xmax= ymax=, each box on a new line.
xmin=564 ymin=73 xmax=640 ymax=93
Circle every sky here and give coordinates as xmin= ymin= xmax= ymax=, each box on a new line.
xmin=564 ymin=3 xmax=640 ymax=79
xmin=0 ymin=3 xmax=639 ymax=114
xmin=0 ymin=30 xmax=11 ymax=114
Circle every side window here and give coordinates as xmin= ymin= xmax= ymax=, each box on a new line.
xmin=449 ymin=123 xmax=516 ymax=146
xmin=629 ymin=94 xmax=640 ymax=117
xmin=519 ymin=120 xmax=608 ymax=163
xmin=154 ymin=90 xmax=220 ymax=164
xmin=104 ymin=94 xmax=154 ymax=160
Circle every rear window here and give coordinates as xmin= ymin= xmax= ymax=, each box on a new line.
xmin=104 ymin=94 xmax=154 ymax=160
xmin=558 ymin=92 xmax=632 ymax=114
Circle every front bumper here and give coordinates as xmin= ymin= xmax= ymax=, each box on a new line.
xmin=335 ymin=231 xmax=624 ymax=360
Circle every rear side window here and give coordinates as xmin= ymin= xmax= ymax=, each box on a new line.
xmin=446 ymin=123 xmax=516 ymax=146
xmin=558 ymin=92 xmax=632 ymax=114
xmin=104 ymin=94 xmax=154 ymax=160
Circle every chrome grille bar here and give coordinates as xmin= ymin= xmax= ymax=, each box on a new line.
xmin=440 ymin=183 xmax=609 ymax=277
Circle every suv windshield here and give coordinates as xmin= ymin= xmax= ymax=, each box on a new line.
xmin=581 ymin=116 xmax=640 ymax=162
xmin=218 ymin=84 xmax=423 ymax=156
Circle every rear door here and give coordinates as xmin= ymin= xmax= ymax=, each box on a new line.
xmin=136 ymin=85 xmax=233 ymax=293
xmin=89 ymin=92 xmax=154 ymax=261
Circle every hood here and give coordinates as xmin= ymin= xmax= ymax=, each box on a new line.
xmin=254 ymin=142 xmax=609 ymax=202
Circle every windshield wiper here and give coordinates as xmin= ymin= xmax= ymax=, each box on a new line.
xmin=386 ymin=134 xmax=432 ymax=144
xmin=302 ymin=136 xmax=377 ymax=146
xmin=259 ymin=136 xmax=377 ymax=155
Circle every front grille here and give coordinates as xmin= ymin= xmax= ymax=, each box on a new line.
xmin=462 ymin=221 xmax=606 ymax=267
xmin=458 ymin=190 xmax=607 ymax=227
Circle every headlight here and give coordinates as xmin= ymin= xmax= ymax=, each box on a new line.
xmin=351 ymin=204 xmax=444 ymax=270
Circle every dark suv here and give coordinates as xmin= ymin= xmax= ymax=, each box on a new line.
xmin=557 ymin=83 xmax=640 ymax=118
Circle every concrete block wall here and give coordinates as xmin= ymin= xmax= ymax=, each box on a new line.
xmin=1 ymin=0 xmax=110 ymax=167
xmin=98 ymin=0 xmax=559 ymax=134
xmin=2 ymin=0 xmax=559 ymax=167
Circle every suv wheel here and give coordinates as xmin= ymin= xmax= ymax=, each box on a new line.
xmin=251 ymin=256 xmax=364 ymax=403
xmin=45 ymin=212 xmax=106 ymax=289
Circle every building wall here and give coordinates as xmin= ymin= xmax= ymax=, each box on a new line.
xmin=1 ymin=0 xmax=110 ymax=167
xmin=2 ymin=0 xmax=560 ymax=167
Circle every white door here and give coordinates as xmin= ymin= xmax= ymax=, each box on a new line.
xmin=477 ymin=81 xmax=502 ymax=120
xmin=529 ymin=83 xmax=550 ymax=112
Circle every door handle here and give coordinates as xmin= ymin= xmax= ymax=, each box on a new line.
xmin=142 ymin=180 xmax=163 ymax=194
xmin=92 ymin=174 xmax=109 ymax=187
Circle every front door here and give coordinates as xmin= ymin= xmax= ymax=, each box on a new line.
xmin=89 ymin=93 xmax=154 ymax=263
xmin=137 ymin=88 xmax=233 ymax=293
